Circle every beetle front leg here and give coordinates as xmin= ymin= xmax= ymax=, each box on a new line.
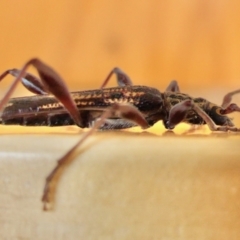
xmin=220 ymin=103 xmax=240 ymax=115
xmin=221 ymin=89 xmax=240 ymax=108
xmin=42 ymin=103 xmax=149 ymax=210
xmin=192 ymin=104 xmax=240 ymax=132
xmin=166 ymin=100 xmax=240 ymax=132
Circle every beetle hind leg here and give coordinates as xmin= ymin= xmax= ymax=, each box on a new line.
xmin=0 ymin=58 xmax=84 ymax=127
xmin=0 ymin=68 xmax=48 ymax=95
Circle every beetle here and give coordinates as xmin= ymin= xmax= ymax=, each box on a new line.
xmin=1 ymin=61 xmax=239 ymax=132
xmin=0 ymin=58 xmax=239 ymax=210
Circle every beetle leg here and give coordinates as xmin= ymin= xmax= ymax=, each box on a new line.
xmin=220 ymin=103 xmax=240 ymax=115
xmin=0 ymin=68 xmax=47 ymax=95
xmin=165 ymin=80 xmax=180 ymax=92
xmin=191 ymin=103 xmax=240 ymax=132
xmin=42 ymin=102 xmax=149 ymax=210
xmin=166 ymin=100 xmax=240 ymax=132
xmin=0 ymin=58 xmax=83 ymax=127
xmin=221 ymin=89 xmax=240 ymax=108
xmin=165 ymin=99 xmax=192 ymax=129
xmin=100 ymin=67 xmax=132 ymax=89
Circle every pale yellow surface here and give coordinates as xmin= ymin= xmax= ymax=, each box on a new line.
xmin=1 ymin=1 xmax=240 ymax=239
xmin=0 ymin=124 xmax=240 ymax=239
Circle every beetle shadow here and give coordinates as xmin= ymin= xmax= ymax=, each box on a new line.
xmin=90 ymin=127 xmax=238 ymax=139
xmin=0 ymin=124 xmax=238 ymax=139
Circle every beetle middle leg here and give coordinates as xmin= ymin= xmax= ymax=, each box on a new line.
xmin=165 ymin=80 xmax=180 ymax=92
xmin=100 ymin=67 xmax=132 ymax=89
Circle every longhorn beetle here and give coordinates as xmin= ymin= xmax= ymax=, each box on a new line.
xmin=0 ymin=58 xmax=239 ymax=210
